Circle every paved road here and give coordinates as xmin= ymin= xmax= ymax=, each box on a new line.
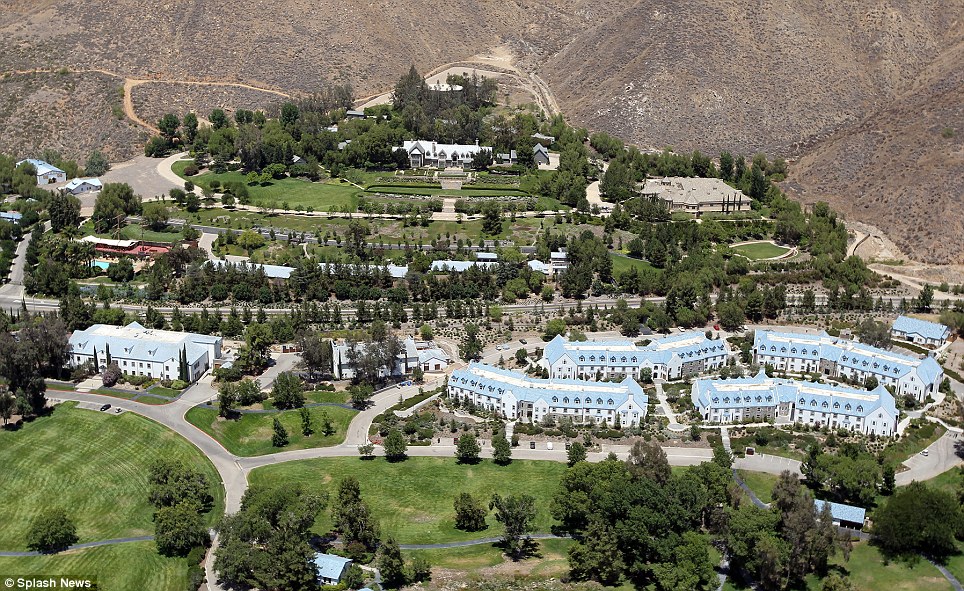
xmin=897 ymin=430 xmax=964 ymax=485
xmin=101 ymin=154 xmax=180 ymax=199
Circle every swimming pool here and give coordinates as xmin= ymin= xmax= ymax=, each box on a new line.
xmin=91 ymin=260 xmax=111 ymax=270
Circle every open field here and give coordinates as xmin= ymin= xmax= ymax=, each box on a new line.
xmin=730 ymin=241 xmax=791 ymax=260
xmin=247 ymin=457 xmax=567 ymax=544
xmin=406 ymin=538 xmax=575 ymax=576
xmin=610 ymin=253 xmax=656 ymax=274
xmin=0 ymin=402 xmax=223 ymax=550
xmin=365 ymin=184 xmax=529 ymax=198
xmin=185 ymin=405 xmax=356 ymax=456
xmin=0 ymin=542 xmax=191 ymax=591
xmin=172 ymin=163 xmax=361 ymax=210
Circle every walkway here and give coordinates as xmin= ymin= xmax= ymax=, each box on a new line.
xmin=654 ymin=382 xmax=685 ymax=432
xmin=0 ymin=536 xmax=154 ymax=558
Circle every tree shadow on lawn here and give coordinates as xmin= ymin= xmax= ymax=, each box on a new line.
xmin=494 ymin=537 xmax=543 ymax=562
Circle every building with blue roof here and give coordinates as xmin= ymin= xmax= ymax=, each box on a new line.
xmin=813 ymin=499 xmax=866 ymax=529
xmin=542 ymin=331 xmax=729 ymax=382
xmin=63 ymin=178 xmax=102 ymax=195
xmin=68 ymin=322 xmax=222 ymax=383
xmin=753 ymin=330 xmax=943 ymax=403
xmin=691 ymin=371 xmax=897 ymax=436
xmin=891 ymin=315 xmax=951 ymax=349
xmin=0 ymin=211 xmax=23 ymax=224
xmin=17 ymin=158 xmax=66 ymax=185
xmin=313 ymin=553 xmax=353 ymax=585
xmin=430 ymin=260 xmax=498 ymax=273
xmin=448 ymin=362 xmax=648 ymax=427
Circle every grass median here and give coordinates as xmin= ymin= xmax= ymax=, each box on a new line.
xmin=185 ymin=404 xmax=356 ymax=456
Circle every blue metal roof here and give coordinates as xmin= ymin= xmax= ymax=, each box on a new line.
xmin=17 ymin=158 xmax=64 ymax=176
xmin=314 ymin=553 xmax=352 ymax=581
xmin=892 ymin=315 xmax=950 ymax=341
xmin=814 ymin=499 xmax=866 ymax=524
xmin=544 ymin=332 xmax=728 ymax=368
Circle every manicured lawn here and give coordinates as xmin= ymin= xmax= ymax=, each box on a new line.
xmin=730 ymin=241 xmax=790 ymax=260
xmin=611 ymin=253 xmax=656 ymax=274
xmin=185 ymin=405 xmax=356 ymax=456
xmin=736 ymin=469 xmax=779 ymax=504
xmin=147 ymin=386 xmax=183 ymax=397
xmin=0 ymin=542 xmax=191 ymax=591
xmin=0 ymin=402 xmax=224 ymax=550
xmin=247 ymin=457 xmax=567 ymax=544
xmin=80 ymin=220 xmax=183 ymax=244
xmin=174 ymin=166 xmax=361 ymax=210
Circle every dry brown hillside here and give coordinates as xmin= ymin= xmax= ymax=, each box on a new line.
xmin=0 ymin=0 xmax=962 ymax=262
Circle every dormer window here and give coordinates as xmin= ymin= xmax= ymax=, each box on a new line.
xmin=712 ymin=397 xmax=719 ymax=404
xmin=574 ymin=398 xmax=580 ymax=404
xmin=607 ymin=399 xmax=614 ymax=406
xmin=845 ymin=404 xmax=852 ymax=411
xmin=810 ymin=400 xmax=817 ymax=407
xmin=833 ymin=402 xmax=840 ymax=409
xmin=552 ymin=396 xmax=558 ymax=403
xmin=856 ymin=405 xmax=863 ymax=412
xmin=799 ymin=398 xmax=806 ymax=404
xmin=596 ymin=398 xmax=603 ymax=405
xmin=822 ymin=401 xmax=829 ymax=408
xmin=563 ymin=397 xmax=569 ymax=404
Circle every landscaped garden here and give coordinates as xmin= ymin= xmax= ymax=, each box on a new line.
xmin=729 ymin=241 xmax=791 ymax=260
xmin=185 ymin=404 xmax=356 ymax=456
xmin=247 ymin=456 xmax=567 ymax=544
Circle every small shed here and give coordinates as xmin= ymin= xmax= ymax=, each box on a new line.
xmin=814 ymin=499 xmax=866 ymax=530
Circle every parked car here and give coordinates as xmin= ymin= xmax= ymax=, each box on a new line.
xmin=519 ymin=339 xmax=528 ymax=344
xmin=546 ymin=442 xmax=554 ymax=450
xmin=745 ymin=446 xmax=755 ymax=456
xmin=114 ymin=407 xmax=122 ymax=414
xmin=99 ymin=404 xmax=111 ymax=412
xmin=921 ymin=449 xmax=930 ymax=457
xmin=529 ymin=441 xmax=536 ymax=449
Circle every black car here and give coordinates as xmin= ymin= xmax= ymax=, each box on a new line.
xmin=519 ymin=339 xmax=528 ymax=344
xmin=99 ymin=403 xmax=112 ymax=412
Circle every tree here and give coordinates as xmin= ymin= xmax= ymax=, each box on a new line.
xmin=0 ymin=390 xmax=16 ymax=425
xmin=155 ymin=501 xmax=208 ymax=556
xmin=881 ymin=464 xmax=896 ymax=495
xmin=299 ymin=333 xmax=333 ymax=379
xmin=651 ymin=531 xmax=717 ymax=591
xmin=490 ymin=493 xmax=536 ymax=559
xmin=492 ymin=434 xmax=512 ymax=465
xmin=26 ymin=508 xmax=78 ymax=553
xmin=182 ymin=113 xmax=199 ymax=143
xmin=300 ymin=407 xmax=314 ymax=436
xmin=332 ymin=477 xmax=381 ymax=553
xmin=543 ymin=318 xmax=567 ymax=341
xmin=916 ymin=283 xmax=935 ymax=312
xmin=515 ymin=347 xmax=528 ymax=366
xmin=272 ymin=371 xmax=305 ymax=409
xmin=568 ymin=518 xmax=624 ymax=585
xmin=409 ymin=555 xmax=432 ymax=583
xmin=855 ymin=318 xmax=891 ymax=348
xmin=454 ymin=492 xmax=488 ymax=531
xmin=217 ymin=384 xmax=236 ymax=417
xmin=567 ymin=441 xmax=587 ymax=466
xmin=456 ymin=432 xmax=481 ymax=464
xmin=148 ymin=458 xmax=213 ymax=510
xmin=459 ymin=323 xmax=483 ymax=361
xmin=214 ymin=483 xmax=324 ymax=591
xmin=358 ymin=443 xmax=375 ymax=458
xmin=626 ymin=439 xmax=671 ymax=484
xmin=717 ymin=300 xmax=745 ymax=331
xmin=92 ymin=183 xmax=140 ymax=232
xmin=349 ymin=383 xmax=374 ymax=409
xmin=383 ymin=428 xmax=408 ymax=461
xmin=84 ymin=150 xmax=110 ymax=176
xmin=480 ymin=201 xmax=502 ymax=236
xmin=48 ymin=191 xmax=81 ymax=232
xmin=342 ymin=564 xmax=365 ymax=590
xmin=873 ymin=480 xmax=964 ymax=560
xmin=272 ymin=417 xmax=289 ymax=447
xmin=141 ymin=202 xmax=170 ymax=230
xmin=378 ymin=537 xmax=407 ymax=589
xmin=158 ymin=113 xmax=180 ymax=140
xmin=101 ymin=361 xmax=121 ymax=386
xmin=821 ymin=573 xmax=857 ymax=591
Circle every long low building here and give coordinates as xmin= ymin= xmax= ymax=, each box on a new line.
xmin=543 ymin=331 xmax=729 ymax=382
xmin=753 ymin=330 xmax=943 ymax=402
xmin=68 ymin=322 xmax=222 ymax=383
xmin=691 ymin=371 xmax=898 ymax=436
xmin=890 ymin=315 xmax=951 ymax=349
xmin=640 ymin=177 xmax=751 ymax=217
xmin=448 ymin=362 xmax=648 ymax=427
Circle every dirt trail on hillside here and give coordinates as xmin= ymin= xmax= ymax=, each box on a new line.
xmin=2 ymin=68 xmax=292 ymax=134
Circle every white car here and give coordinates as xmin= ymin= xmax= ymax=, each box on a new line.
xmin=921 ymin=449 xmax=930 ymax=457
xmin=546 ymin=442 xmax=554 ymax=450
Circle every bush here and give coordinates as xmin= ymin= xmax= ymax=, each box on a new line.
xmin=170 ymin=380 xmax=188 ymax=390
xmin=182 ymin=164 xmax=199 ymax=176
xmin=102 ymin=362 xmax=121 ymax=387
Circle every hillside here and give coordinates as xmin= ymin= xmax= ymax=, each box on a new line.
xmin=0 ymin=0 xmax=962 ymax=262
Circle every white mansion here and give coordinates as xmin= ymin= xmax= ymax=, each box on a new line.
xmin=68 ymin=322 xmax=222 ymax=383
xmin=542 ymin=331 xmax=729 ymax=382
xmin=753 ymin=330 xmax=943 ymax=402
xmin=394 ymin=140 xmax=492 ymax=169
xmin=691 ymin=371 xmax=898 ymax=436
xmin=448 ymin=363 xmax=649 ymax=427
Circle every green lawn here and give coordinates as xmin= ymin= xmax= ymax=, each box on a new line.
xmin=80 ymin=220 xmax=183 ymax=244
xmin=0 ymin=542 xmax=192 ymax=591
xmin=730 ymin=241 xmax=791 ymax=260
xmin=736 ymin=470 xmax=779 ymax=504
xmin=611 ymin=253 xmax=656 ymax=274
xmin=247 ymin=457 xmax=567 ymax=544
xmin=0 ymin=402 xmax=224 ymax=550
xmin=185 ymin=405 xmax=356 ymax=456
xmin=174 ymin=165 xmax=361 ymax=210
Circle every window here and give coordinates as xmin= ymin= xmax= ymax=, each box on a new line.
xmin=552 ymin=396 xmax=558 ymax=403
xmin=607 ymin=399 xmax=614 ymax=406
xmin=563 ymin=397 xmax=569 ymax=404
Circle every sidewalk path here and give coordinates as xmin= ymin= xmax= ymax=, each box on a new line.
xmin=0 ymin=536 xmax=154 ymax=557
